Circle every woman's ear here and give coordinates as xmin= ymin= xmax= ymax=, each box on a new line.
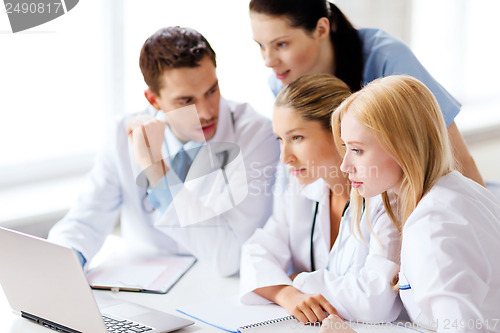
xmin=315 ymin=17 xmax=331 ymax=39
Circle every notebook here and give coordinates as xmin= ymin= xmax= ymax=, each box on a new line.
xmin=86 ymin=254 xmax=196 ymax=293
xmin=0 ymin=226 xmax=194 ymax=333
xmin=177 ymin=296 xmax=434 ymax=333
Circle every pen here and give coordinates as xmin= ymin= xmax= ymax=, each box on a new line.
xmin=91 ymin=285 xmax=143 ymax=293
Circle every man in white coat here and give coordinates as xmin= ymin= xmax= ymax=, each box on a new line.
xmin=48 ymin=26 xmax=279 ymax=277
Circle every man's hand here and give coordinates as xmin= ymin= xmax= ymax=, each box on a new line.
xmin=127 ymin=115 xmax=168 ymax=186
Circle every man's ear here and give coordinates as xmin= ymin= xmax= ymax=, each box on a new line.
xmin=144 ymin=88 xmax=161 ymax=110
xmin=315 ymin=17 xmax=331 ymax=39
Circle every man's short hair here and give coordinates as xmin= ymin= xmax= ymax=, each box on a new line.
xmin=139 ymin=26 xmax=217 ymax=95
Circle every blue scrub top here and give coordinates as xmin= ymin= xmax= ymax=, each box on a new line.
xmin=268 ymin=28 xmax=461 ymax=127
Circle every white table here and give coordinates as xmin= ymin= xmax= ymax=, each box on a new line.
xmin=0 ymin=260 xmax=240 ymax=333
xmin=0 ymin=253 xmax=434 ymax=333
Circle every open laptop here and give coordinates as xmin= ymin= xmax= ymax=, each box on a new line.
xmin=0 ymin=226 xmax=194 ymax=333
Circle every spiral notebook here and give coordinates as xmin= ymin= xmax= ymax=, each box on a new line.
xmin=177 ymin=297 xmax=313 ymax=333
xmin=176 ymin=296 xmax=432 ymax=333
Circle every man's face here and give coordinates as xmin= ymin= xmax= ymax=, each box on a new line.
xmin=149 ymin=56 xmax=221 ymax=143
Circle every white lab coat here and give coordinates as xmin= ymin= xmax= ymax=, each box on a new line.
xmin=240 ymin=167 xmax=402 ymax=322
xmin=399 ymin=171 xmax=500 ymax=332
xmin=48 ymin=97 xmax=280 ymax=277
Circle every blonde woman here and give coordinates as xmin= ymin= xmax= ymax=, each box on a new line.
xmin=324 ymin=75 xmax=500 ymax=332
xmin=240 ymin=73 xmax=401 ymax=324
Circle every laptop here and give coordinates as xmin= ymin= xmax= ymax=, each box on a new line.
xmin=0 ymin=226 xmax=194 ymax=333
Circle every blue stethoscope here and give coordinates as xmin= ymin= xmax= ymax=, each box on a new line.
xmin=310 ymin=198 xmax=364 ymax=271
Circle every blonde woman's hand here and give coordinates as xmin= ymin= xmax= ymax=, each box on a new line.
xmin=276 ymin=286 xmax=339 ymax=324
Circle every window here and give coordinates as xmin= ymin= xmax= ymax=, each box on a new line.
xmin=410 ymin=0 xmax=500 ymax=133
xmin=0 ymin=0 xmax=107 ymax=187
xmin=0 ymin=0 xmax=108 ymax=226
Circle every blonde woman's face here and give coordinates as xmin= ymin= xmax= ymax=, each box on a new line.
xmin=250 ymin=12 xmax=324 ymax=86
xmin=339 ymin=112 xmax=403 ymax=197
xmin=273 ymin=106 xmax=341 ymax=185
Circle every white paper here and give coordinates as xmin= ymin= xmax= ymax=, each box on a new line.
xmin=86 ymin=255 xmax=196 ymax=292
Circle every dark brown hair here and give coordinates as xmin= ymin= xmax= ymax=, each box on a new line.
xmin=249 ymin=0 xmax=363 ymax=92
xmin=139 ymin=26 xmax=216 ymax=95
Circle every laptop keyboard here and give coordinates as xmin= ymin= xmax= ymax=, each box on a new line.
xmin=102 ymin=316 xmax=153 ymax=333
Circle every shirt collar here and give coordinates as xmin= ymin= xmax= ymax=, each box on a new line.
xmin=163 ymin=126 xmax=202 ymax=161
xmin=301 ymin=177 xmax=331 ymax=203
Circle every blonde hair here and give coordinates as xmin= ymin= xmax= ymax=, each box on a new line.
xmin=332 ymin=75 xmax=454 ymax=231
xmin=275 ymin=73 xmax=351 ymax=131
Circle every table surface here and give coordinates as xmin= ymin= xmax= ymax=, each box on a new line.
xmin=0 ymin=260 xmax=239 ymax=333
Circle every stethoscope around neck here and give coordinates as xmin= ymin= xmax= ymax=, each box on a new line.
xmin=309 ymin=198 xmax=364 ymax=271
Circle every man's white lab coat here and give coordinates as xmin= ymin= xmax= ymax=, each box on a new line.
xmin=49 ymin=97 xmax=279 ymax=277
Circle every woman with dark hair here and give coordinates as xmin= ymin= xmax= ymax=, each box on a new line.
xmin=248 ymin=0 xmax=484 ymax=186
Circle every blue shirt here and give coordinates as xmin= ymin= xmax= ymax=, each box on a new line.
xmin=268 ymin=28 xmax=461 ymax=127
